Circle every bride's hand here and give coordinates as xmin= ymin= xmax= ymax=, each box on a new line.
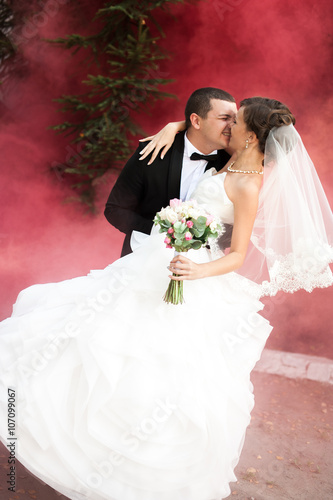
xmin=168 ymin=254 xmax=206 ymax=281
xmin=139 ymin=121 xmax=186 ymax=165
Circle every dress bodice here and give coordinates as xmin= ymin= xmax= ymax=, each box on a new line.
xmin=191 ymin=169 xmax=234 ymax=224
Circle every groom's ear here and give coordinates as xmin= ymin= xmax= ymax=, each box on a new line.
xmin=189 ymin=113 xmax=201 ymax=130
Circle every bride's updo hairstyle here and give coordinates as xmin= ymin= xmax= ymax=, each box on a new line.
xmin=240 ymin=97 xmax=295 ymax=155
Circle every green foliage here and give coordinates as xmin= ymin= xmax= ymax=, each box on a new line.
xmin=50 ymin=0 xmax=190 ymax=209
xmin=154 ymin=209 xmax=221 ymax=253
xmin=0 ymin=0 xmax=27 ymax=86
xmin=0 ymin=1 xmax=15 ymax=61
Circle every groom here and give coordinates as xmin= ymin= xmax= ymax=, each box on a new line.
xmin=104 ymin=87 xmax=237 ymax=256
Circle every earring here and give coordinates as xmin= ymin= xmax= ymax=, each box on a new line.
xmin=245 ymin=139 xmax=249 ymax=149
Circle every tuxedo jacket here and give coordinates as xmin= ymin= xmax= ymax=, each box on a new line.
xmin=104 ymin=131 xmax=231 ymax=256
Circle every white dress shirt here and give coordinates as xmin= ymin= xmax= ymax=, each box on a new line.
xmin=180 ymin=133 xmax=217 ymax=200
xmin=130 ymin=133 xmax=217 ymax=250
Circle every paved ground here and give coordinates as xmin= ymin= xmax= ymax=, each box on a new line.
xmin=255 ymin=349 xmax=333 ymax=386
xmin=225 ymin=371 xmax=333 ymax=500
xmin=0 ymin=350 xmax=332 ymax=500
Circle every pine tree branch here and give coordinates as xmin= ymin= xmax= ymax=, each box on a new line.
xmin=49 ymin=0 xmax=194 ymax=209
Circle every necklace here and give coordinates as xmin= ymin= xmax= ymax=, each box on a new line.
xmin=227 ymin=161 xmax=263 ymax=175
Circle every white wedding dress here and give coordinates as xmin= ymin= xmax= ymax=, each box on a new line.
xmin=0 ymin=169 xmax=272 ymax=500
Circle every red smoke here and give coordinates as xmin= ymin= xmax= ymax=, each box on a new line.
xmin=0 ymin=0 xmax=332 ymax=356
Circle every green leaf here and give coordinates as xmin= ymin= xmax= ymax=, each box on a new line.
xmin=192 ymin=227 xmax=205 ymax=238
xmin=196 ymin=216 xmax=207 ymax=225
xmin=175 ymin=239 xmax=183 ymax=247
xmin=190 ymin=240 xmax=202 ymax=250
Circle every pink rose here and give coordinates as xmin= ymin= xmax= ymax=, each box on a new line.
xmin=206 ymin=215 xmax=214 ymax=226
xmin=186 ymin=220 xmax=194 ymax=228
xmin=166 ymin=244 xmax=172 ymax=249
xmin=164 ymin=237 xmax=171 ymax=245
xmin=167 ymin=227 xmax=174 ymax=234
xmin=185 ymin=232 xmax=193 ymax=241
xmin=170 ymin=198 xmax=182 ymax=208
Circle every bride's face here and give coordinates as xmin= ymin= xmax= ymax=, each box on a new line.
xmin=229 ymin=107 xmax=250 ymax=151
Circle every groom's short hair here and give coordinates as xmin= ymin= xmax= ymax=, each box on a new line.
xmin=185 ymin=87 xmax=236 ymax=128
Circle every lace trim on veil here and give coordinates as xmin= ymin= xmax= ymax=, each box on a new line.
xmin=209 ymin=230 xmax=333 ymax=299
xmin=259 ymin=242 xmax=333 ymax=296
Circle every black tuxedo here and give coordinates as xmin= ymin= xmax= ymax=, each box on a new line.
xmin=104 ymin=131 xmax=231 ymax=256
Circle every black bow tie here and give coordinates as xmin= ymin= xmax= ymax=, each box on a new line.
xmin=190 ymin=152 xmax=218 ymax=162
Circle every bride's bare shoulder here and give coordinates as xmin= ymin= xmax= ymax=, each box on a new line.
xmin=225 ymin=173 xmax=261 ymax=204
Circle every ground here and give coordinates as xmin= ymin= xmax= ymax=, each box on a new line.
xmin=226 ymin=373 xmax=333 ymax=500
xmin=0 ymin=372 xmax=332 ymax=500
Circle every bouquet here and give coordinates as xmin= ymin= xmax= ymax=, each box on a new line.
xmin=154 ymin=198 xmax=222 ymax=305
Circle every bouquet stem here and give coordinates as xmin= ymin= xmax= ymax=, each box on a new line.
xmin=163 ymin=276 xmax=184 ymax=305
xmin=163 ymin=250 xmax=185 ymax=305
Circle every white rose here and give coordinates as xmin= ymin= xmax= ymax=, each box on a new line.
xmin=164 ymin=208 xmax=178 ymax=224
xmin=188 ymin=208 xmax=202 ymax=219
xmin=158 ymin=208 xmax=168 ymax=220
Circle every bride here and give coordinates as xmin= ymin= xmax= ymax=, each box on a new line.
xmin=0 ymin=97 xmax=332 ymax=500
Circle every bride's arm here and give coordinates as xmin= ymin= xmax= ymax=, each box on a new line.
xmin=139 ymin=121 xmax=186 ymax=164
xmin=169 ymin=182 xmax=260 ymax=280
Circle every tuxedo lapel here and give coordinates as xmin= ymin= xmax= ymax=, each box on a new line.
xmin=167 ymin=132 xmax=185 ymax=201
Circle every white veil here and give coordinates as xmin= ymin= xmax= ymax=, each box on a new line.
xmin=236 ymin=124 xmax=333 ymax=297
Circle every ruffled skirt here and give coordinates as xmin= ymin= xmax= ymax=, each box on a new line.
xmin=0 ymin=232 xmax=272 ymax=499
